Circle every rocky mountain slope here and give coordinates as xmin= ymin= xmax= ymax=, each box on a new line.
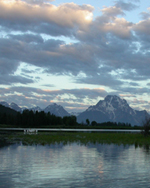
xmin=43 ymin=103 xmax=70 ymax=117
xmin=77 ymin=95 xmax=148 ymax=126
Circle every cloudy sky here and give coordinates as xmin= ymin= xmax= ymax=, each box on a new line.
xmin=0 ymin=0 xmax=150 ymax=113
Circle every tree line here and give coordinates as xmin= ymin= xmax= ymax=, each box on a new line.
xmin=0 ymin=109 xmax=77 ymax=127
xmin=0 ymin=108 xmax=132 ymax=128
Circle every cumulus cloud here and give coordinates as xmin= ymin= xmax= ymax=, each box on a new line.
xmin=21 ymin=0 xmax=54 ymax=4
xmin=114 ymin=1 xmax=139 ymax=11
xmin=101 ymin=6 xmax=124 ymax=17
xmin=134 ymin=19 xmax=150 ymax=36
xmin=0 ymin=19 xmax=149 ymax=87
xmin=102 ymin=17 xmax=133 ymax=38
xmin=0 ymin=1 xmax=94 ymax=35
xmin=0 ymin=0 xmax=150 ymax=111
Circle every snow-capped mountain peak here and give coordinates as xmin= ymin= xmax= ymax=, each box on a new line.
xmin=77 ymin=95 xmax=148 ymax=125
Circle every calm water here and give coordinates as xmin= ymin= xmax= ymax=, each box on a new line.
xmin=0 ymin=143 xmax=150 ymax=188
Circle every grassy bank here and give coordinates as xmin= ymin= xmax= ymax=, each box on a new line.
xmin=0 ymin=124 xmax=143 ymax=129
xmin=1 ymin=132 xmax=150 ymax=147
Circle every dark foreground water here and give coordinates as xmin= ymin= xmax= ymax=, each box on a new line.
xmin=0 ymin=143 xmax=150 ymax=188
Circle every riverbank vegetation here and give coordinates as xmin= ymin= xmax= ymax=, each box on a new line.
xmin=1 ymin=132 xmax=150 ymax=147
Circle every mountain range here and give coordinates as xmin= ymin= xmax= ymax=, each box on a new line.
xmin=0 ymin=95 xmax=149 ymax=126
xmin=0 ymin=101 xmax=70 ymax=118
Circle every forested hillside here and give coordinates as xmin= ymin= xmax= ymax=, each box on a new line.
xmin=0 ymin=109 xmax=77 ymax=127
xmin=0 ymin=104 xmax=17 ymax=115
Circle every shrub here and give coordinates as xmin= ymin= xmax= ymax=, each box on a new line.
xmin=142 ymin=116 xmax=150 ymax=136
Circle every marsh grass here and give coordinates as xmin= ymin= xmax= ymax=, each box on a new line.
xmin=4 ymin=132 xmax=150 ymax=147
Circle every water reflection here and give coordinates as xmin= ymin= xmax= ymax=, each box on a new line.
xmin=0 ymin=143 xmax=150 ymax=188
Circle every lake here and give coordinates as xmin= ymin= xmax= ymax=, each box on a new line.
xmin=0 ymin=142 xmax=150 ymax=188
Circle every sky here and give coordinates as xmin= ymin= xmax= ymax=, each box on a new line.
xmin=1 ymin=0 xmax=150 ymax=113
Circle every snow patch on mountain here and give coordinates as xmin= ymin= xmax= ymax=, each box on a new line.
xmin=30 ymin=106 xmax=42 ymax=112
xmin=10 ymin=102 xmax=22 ymax=112
xmin=0 ymin=101 xmax=10 ymax=108
xmin=44 ymin=103 xmax=70 ymax=117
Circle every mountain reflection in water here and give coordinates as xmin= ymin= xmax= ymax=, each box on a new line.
xmin=0 ymin=143 xmax=150 ymax=188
